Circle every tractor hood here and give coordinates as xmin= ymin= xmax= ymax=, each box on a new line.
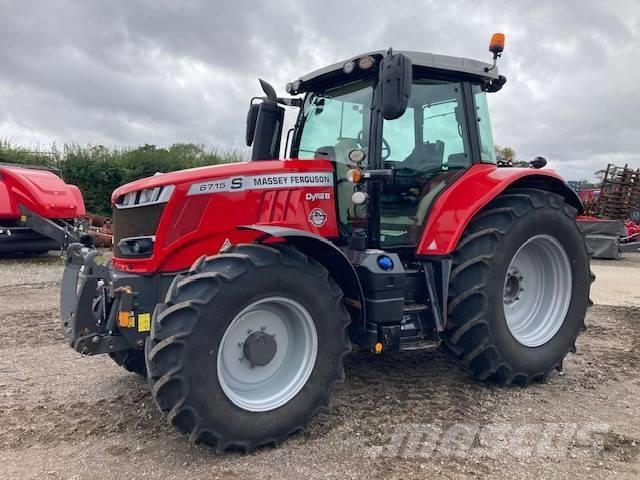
xmin=111 ymin=159 xmax=332 ymax=203
xmin=109 ymin=158 xmax=338 ymax=273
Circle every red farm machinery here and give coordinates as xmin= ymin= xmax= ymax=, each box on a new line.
xmin=0 ymin=163 xmax=88 ymax=255
xmin=60 ymin=35 xmax=593 ymax=452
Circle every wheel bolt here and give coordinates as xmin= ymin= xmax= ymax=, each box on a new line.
xmin=238 ymin=342 xmax=243 ymax=347
xmin=247 ymin=329 xmax=253 ymax=334
xmin=249 ymin=363 xmax=255 ymax=369
xmin=260 ymin=326 xmax=266 ymax=331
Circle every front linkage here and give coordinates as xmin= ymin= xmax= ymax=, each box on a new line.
xmin=60 ymin=243 xmax=169 ymax=356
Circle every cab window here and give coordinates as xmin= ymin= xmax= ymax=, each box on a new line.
xmin=472 ymin=84 xmax=497 ymax=163
xmin=380 ymin=80 xmax=470 ymax=247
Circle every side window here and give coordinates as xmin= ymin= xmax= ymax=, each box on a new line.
xmin=382 ymin=81 xmax=470 ymax=170
xmin=420 ymin=83 xmax=470 ymax=169
xmin=423 ymin=101 xmax=465 ymax=164
xmin=473 ymin=85 xmax=497 ymax=164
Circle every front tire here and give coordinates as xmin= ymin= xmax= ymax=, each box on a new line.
xmin=444 ymin=188 xmax=592 ymax=385
xmin=145 ymin=244 xmax=350 ymax=452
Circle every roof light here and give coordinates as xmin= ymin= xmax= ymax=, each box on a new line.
xmin=343 ymin=61 xmax=355 ymax=74
xmin=358 ymin=56 xmax=375 ymax=70
xmin=489 ymin=33 xmax=505 ymax=55
xmin=286 ymin=80 xmax=302 ymax=95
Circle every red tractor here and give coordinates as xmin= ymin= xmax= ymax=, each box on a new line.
xmin=61 ymin=35 xmax=592 ymax=452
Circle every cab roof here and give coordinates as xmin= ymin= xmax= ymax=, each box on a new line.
xmin=298 ymin=50 xmax=499 ymax=87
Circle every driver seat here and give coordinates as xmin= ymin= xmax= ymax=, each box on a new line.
xmin=402 ymin=140 xmax=445 ymax=172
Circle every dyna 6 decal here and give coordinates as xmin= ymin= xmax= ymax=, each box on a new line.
xmin=188 ymin=172 xmax=334 ymax=196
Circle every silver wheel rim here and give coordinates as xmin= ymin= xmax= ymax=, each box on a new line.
xmin=217 ymin=297 xmax=318 ymax=412
xmin=503 ymin=234 xmax=572 ymax=347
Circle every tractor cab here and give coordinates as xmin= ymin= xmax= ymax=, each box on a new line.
xmin=247 ymin=43 xmax=507 ymax=250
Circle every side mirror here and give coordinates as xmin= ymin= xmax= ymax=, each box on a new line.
xmin=378 ymin=49 xmax=412 ymax=120
xmin=245 ymin=103 xmax=260 ymax=146
xmin=530 ymin=156 xmax=547 ymax=169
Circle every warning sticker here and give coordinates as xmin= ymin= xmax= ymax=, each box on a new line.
xmin=187 ymin=172 xmax=334 ymax=196
xmin=137 ymin=313 xmax=151 ymax=332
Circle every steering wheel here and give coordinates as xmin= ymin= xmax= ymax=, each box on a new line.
xmin=356 ymin=130 xmax=391 ymax=160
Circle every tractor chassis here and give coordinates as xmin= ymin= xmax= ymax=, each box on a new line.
xmin=60 ymin=242 xmax=450 ymax=356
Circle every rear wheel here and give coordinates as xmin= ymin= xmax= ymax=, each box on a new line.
xmin=145 ymin=244 xmax=350 ymax=452
xmin=444 ymin=188 xmax=593 ymax=385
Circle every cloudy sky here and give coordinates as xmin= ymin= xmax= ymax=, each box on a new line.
xmin=1 ymin=0 xmax=639 ymax=180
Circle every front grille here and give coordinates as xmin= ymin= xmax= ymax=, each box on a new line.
xmin=112 ymin=203 xmax=165 ymax=258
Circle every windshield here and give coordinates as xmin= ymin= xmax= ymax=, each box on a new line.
xmin=296 ymin=80 xmax=373 ymax=161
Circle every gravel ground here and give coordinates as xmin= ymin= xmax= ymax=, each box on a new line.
xmin=0 ymin=253 xmax=639 ymax=479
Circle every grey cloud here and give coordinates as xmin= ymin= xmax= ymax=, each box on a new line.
xmin=1 ymin=0 xmax=639 ymax=181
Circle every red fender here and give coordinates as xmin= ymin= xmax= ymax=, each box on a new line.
xmin=416 ymin=163 xmax=581 ymax=256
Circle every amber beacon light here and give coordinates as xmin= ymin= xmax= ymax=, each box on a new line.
xmin=489 ymin=32 xmax=505 ymax=55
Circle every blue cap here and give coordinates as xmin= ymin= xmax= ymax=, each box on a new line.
xmin=377 ymin=255 xmax=394 ymax=271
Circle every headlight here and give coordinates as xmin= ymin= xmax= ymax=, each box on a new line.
xmin=116 ymin=185 xmax=175 ymax=209
xmin=117 ymin=236 xmax=155 ymax=257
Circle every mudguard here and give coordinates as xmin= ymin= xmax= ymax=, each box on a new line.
xmin=417 ymin=164 xmax=583 ymax=256
xmin=239 ymin=225 xmax=365 ymax=328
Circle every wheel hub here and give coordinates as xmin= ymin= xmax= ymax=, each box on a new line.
xmin=503 ymin=268 xmax=524 ymax=305
xmin=242 ymin=331 xmax=277 ymax=366
xmin=217 ymin=297 xmax=318 ymax=412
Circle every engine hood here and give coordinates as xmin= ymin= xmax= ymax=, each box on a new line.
xmin=111 ymin=159 xmax=333 ymax=204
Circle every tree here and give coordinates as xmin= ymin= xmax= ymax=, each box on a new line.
xmin=495 ymin=145 xmax=519 ymax=166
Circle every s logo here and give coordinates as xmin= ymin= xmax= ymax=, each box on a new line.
xmin=230 ymin=177 xmax=243 ymax=190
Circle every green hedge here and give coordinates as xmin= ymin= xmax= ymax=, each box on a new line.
xmin=0 ymin=140 xmax=242 ymax=215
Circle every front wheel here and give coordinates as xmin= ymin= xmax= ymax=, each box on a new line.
xmin=145 ymin=244 xmax=350 ymax=452
xmin=444 ymin=188 xmax=593 ymax=385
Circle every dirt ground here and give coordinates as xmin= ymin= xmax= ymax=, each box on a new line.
xmin=0 ymin=254 xmax=639 ymax=479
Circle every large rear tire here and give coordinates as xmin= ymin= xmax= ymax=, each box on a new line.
xmin=145 ymin=244 xmax=350 ymax=452
xmin=443 ymin=188 xmax=593 ymax=385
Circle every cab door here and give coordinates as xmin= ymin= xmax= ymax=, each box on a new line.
xmin=379 ymin=80 xmax=473 ymax=247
